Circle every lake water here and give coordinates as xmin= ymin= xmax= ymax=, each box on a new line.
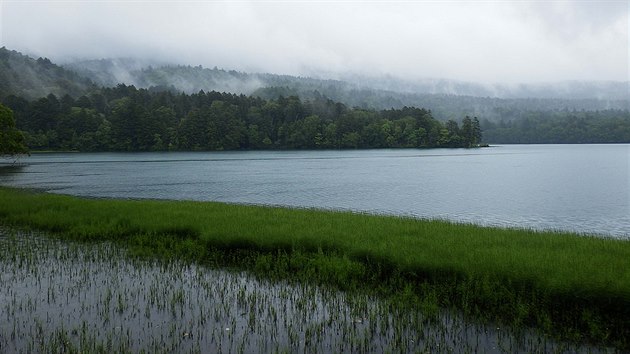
xmin=1 ymin=144 xmax=628 ymax=238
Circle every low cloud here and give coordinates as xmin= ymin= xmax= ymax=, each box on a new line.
xmin=1 ymin=1 xmax=627 ymax=84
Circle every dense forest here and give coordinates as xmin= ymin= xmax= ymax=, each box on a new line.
xmin=1 ymin=47 xmax=629 ymax=150
xmin=3 ymin=86 xmax=481 ymax=151
xmin=481 ymin=110 xmax=630 ymax=144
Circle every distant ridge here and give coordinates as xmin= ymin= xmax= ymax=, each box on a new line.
xmin=66 ymin=57 xmax=629 ymax=100
xmin=0 ymin=47 xmax=96 ymax=100
xmin=65 ymin=57 xmax=628 ymax=121
xmin=0 ymin=47 xmax=627 ymax=123
xmin=0 ymin=48 xmax=627 ymax=149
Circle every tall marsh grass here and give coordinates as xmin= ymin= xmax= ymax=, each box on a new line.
xmin=0 ymin=187 xmax=628 ymax=349
xmin=3 ymin=229 xmax=608 ymax=353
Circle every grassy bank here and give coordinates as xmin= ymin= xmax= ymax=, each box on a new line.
xmin=0 ymin=186 xmax=628 ymax=349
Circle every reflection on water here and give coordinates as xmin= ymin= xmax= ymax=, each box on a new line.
xmin=0 ymin=165 xmax=25 ymax=176
xmin=0 ymin=144 xmax=628 ymax=238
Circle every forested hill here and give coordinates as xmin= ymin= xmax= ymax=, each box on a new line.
xmin=1 ymin=48 xmax=628 ymax=148
xmin=0 ymin=47 xmax=96 ymax=100
xmin=67 ymin=59 xmax=628 ymax=121
xmin=254 ymin=86 xmax=629 ymax=123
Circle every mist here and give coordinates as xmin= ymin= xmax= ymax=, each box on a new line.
xmin=1 ymin=1 xmax=628 ymax=85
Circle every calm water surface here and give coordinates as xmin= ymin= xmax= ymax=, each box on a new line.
xmin=1 ymin=144 xmax=628 ymax=238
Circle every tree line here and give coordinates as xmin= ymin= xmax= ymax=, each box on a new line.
xmin=481 ymin=110 xmax=630 ymax=144
xmin=2 ymin=84 xmax=482 ymax=152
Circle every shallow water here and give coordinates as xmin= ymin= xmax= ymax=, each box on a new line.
xmin=1 ymin=144 xmax=628 ymax=238
xmin=0 ymin=229 xmax=615 ymax=353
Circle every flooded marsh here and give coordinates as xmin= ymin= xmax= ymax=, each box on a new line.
xmin=0 ymin=228 xmax=614 ymax=353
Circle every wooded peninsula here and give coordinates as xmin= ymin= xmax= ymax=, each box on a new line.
xmin=4 ymin=86 xmax=482 ymax=152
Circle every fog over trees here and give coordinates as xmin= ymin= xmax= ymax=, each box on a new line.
xmin=1 ymin=47 xmax=628 ymax=151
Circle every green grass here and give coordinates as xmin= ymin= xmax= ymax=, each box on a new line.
xmin=1 ymin=186 xmax=629 ymax=349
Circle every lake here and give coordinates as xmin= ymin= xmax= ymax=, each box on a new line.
xmin=1 ymin=144 xmax=628 ymax=238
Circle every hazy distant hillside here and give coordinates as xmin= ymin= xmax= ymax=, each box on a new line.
xmin=1 ymin=50 xmax=627 ymax=149
xmin=64 ymin=58 xmax=162 ymax=88
xmin=1 ymin=49 xmax=626 ymax=124
xmin=0 ymin=47 xmax=95 ymax=100
xmin=68 ymin=57 xmax=630 ymax=101
xmin=65 ymin=59 xmax=343 ymax=96
xmin=63 ymin=58 xmax=629 ymax=122
xmin=336 ymin=73 xmax=629 ymax=101
xmin=254 ymin=87 xmax=629 ymax=122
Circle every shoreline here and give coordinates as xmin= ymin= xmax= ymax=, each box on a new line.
xmin=1 ymin=186 xmax=629 ymax=349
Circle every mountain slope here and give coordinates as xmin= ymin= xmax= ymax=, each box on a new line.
xmin=65 ymin=58 xmax=629 ymax=121
xmin=1 ymin=50 xmax=627 ymax=149
xmin=0 ymin=47 xmax=95 ymax=100
xmin=2 ymin=49 xmax=626 ymax=124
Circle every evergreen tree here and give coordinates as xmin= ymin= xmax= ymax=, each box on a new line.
xmin=0 ymin=103 xmax=28 ymax=158
xmin=461 ymin=116 xmax=473 ymax=147
xmin=472 ymin=116 xmax=482 ymax=145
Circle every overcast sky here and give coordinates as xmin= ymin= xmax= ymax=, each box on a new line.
xmin=1 ymin=1 xmax=628 ymax=83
